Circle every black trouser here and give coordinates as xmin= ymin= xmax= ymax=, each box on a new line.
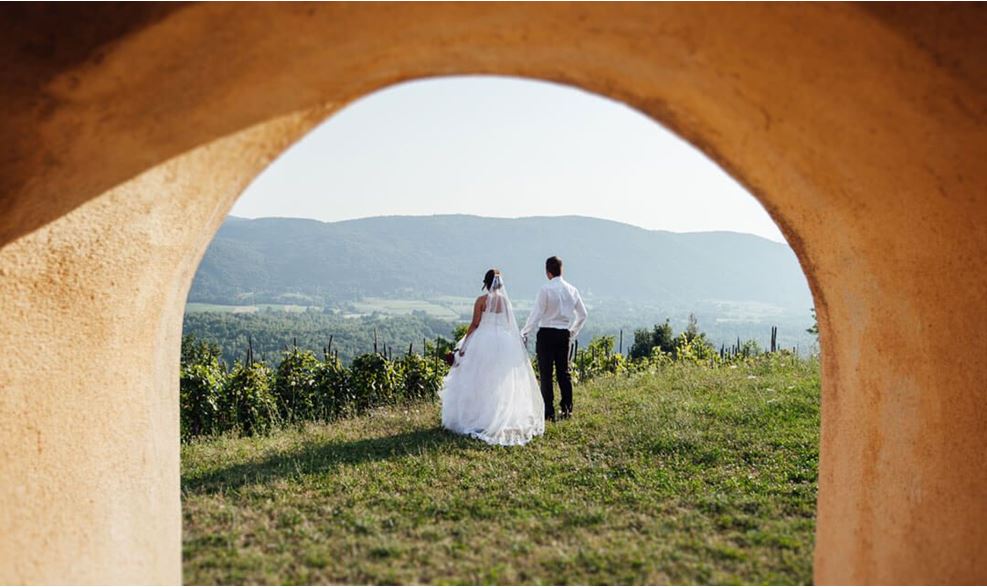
xmin=536 ymin=327 xmax=573 ymax=418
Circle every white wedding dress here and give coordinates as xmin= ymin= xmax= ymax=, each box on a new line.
xmin=439 ymin=282 xmax=545 ymax=446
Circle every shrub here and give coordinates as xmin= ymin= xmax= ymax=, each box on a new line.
xmin=313 ymin=354 xmax=351 ymax=420
xmin=349 ymin=353 xmax=401 ymax=412
xmin=573 ymin=336 xmax=625 ymax=380
xmin=179 ymin=357 xmax=224 ymax=441
xmin=396 ymin=353 xmax=443 ymax=402
xmin=219 ymin=361 xmax=279 ymax=436
xmin=629 ymin=319 xmax=676 ymax=359
xmin=674 ymin=334 xmax=720 ymax=366
xmin=181 ymin=334 xmax=223 ymax=367
xmin=745 ymin=348 xmax=801 ymax=375
xmin=272 ymin=348 xmax=320 ymax=422
xmin=738 ymin=339 xmax=763 ymax=357
xmin=649 ymin=346 xmax=674 ymax=368
xmin=179 ymin=334 xmax=226 ymax=441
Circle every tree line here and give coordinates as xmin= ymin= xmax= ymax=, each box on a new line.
xmin=182 ymin=310 xmax=455 ymax=366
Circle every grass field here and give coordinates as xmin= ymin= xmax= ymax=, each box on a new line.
xmin=350 ymin=297 xmax=469 ymax=320
xmin=182 ymin=359 xmax=820 ymax=584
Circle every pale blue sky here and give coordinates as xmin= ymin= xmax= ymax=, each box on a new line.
xmin=233 ymin=76 xmax=785 ymax=242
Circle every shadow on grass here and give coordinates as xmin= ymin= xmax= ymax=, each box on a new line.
xmin=182 ymin=426 xmax=460 ymax=495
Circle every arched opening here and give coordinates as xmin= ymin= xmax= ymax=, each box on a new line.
xmin=187 ymin=76 xmax=815 ymax=358
xmin=1 ymin=4 xmax=983 ymax=584
xmin=178 ymin=76 xmax=820 ymax=584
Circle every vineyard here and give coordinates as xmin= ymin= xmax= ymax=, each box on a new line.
xmin=180 ymin=318 xmax=820 ymax=583
xmin=180 ymin=317 xmax=806 ymax=443
xmin=180 ymin=335 xmax=448 ymax=442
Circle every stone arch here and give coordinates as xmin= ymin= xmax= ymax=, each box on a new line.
xmin=0 ymin=4 xmax=984 ymax=584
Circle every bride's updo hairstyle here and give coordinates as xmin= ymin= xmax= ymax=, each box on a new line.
xmin=483 ymin=269 xmax=502 ymax=291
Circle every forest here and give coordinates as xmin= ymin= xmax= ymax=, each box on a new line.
xmin=183 ymin=309 xmax=455 ymax=365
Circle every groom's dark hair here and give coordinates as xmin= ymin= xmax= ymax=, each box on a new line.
xmin=546 ymin=256 xmax=563 ymax=277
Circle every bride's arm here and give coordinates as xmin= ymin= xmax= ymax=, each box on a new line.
xmin=459 ymin=296 xmax=486 ymax=355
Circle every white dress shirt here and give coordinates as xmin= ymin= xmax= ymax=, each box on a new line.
xmin=521 ymin=276 xmax=588 ymax=339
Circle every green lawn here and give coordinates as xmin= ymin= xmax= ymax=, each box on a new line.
xmin=182 ymin=359 xmax=820 ymax=584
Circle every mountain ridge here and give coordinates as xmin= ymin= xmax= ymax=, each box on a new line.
xmin=228 ymin=213 xmax=787 ymax=240
xmin=189 ymin=214 xmax=811 ymax=310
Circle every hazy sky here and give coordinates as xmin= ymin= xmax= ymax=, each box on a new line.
xmin=233 ymin=76 xmax=785 ymax=242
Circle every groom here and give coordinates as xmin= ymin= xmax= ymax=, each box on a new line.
xmin=521 ymin=256 xmax=588 ymax=421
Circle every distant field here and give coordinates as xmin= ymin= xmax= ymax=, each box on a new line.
xmin=706 ymin=300 xmax=789 ymax=323
xmin=351 ymin=297 xmax=469 ymax=320
xmin=185 ymin=303 xmax=322 ymax=314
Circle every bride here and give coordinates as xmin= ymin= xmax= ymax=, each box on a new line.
xmin=439 ymin=269 xmax=545 ymax=446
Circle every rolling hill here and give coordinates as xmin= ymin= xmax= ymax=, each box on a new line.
xmin=189 ymin=215 xmax=812 ymax=312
